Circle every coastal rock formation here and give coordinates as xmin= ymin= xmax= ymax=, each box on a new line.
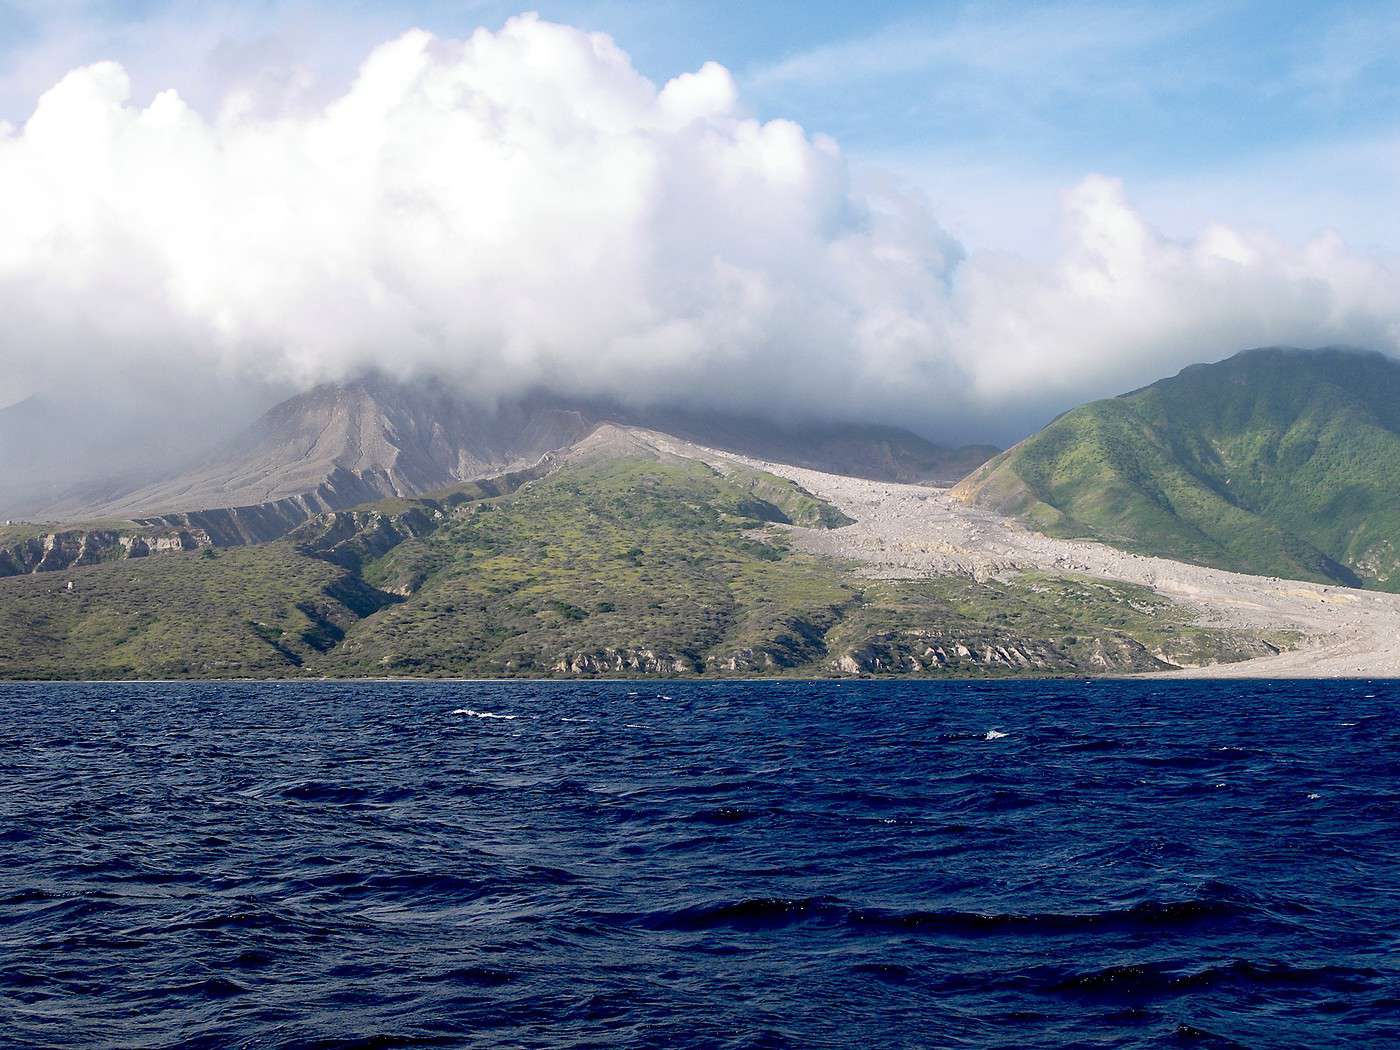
xmin=829 ymin=631 xmax=1158 ymax=674
xmin=552 ymin=648 xmax=698 ymax=675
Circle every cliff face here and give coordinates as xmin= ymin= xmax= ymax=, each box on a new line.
xmin=0 ymin=526 xmax=211 ymax=578
xmin=132 ymin=472 xmax=395 ymax=547
xmin=1 ymin=447 xmax=566 ymax=581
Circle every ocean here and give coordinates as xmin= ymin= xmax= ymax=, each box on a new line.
xmin=2 ymin=679 xmax=1397 ymax=1048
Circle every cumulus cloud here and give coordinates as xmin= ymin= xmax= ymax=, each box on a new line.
xmin=1 ymin=13 xmax=1399 ymax=443
xmin=951 ymin=175 xmax=1400 ymax=411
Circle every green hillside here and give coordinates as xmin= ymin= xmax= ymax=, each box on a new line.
xmin=0 ymin=453 xmax=1276 ymax=678
xmin=955 ymin=347 xmax=1400 ymax=588
xmin=0 ymin=543 xmax=394 ymax=679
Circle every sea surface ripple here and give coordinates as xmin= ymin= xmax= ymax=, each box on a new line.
xmin=2 ymin=679 xmax=1398 ymax=1048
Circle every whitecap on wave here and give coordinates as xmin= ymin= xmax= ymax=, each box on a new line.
xmin=451 ymin=709 xmax=518 ymax=719
xmin=984 ymin=729 xmax=1008 ymax=740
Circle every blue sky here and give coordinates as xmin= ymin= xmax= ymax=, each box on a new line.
xmin=2 ymin=0 xmax=1398 ymax=253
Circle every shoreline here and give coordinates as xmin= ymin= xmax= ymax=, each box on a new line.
xmin=4 ymin=671 xmax=1396 ymax=685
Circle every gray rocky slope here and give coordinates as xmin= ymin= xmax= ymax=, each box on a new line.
xmin=24 ymin=376 xmax=996 ymax=533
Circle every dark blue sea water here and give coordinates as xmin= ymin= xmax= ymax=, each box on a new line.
xmin=2 ymin=680 xmax=1398 ymax=1049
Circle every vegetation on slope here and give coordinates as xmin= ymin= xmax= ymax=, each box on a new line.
xmin=826 ymin=572 xmax=1283 ymax=673
xmin=956 ymin=347 xmax=1400 ymax=588
xmin=0 ymin=454 xmax=1281 ymax=679
xmin=0 ymin=543 xmax=395 ymax=679
xmin=326 ymin=457 xmax=858 ymax=676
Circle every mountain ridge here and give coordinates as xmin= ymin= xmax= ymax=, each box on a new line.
xmin=25 ymin=376 xmax=998 ymax=526
xmin=955 ymin=346 xmax=1400 ymax=588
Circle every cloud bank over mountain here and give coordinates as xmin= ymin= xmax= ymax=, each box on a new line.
xmin=2 ymin=13 xmax=1398 ymax=441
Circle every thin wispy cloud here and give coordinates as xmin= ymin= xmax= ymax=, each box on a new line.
xmin=1290 ymin=10 xmax=1400 ymax=105
xmin=746 ymin=2 xmax=1208 ymax=91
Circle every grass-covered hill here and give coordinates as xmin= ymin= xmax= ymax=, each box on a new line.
xmin=0 ymin=446 xmax=1274 ymax=679
xmin=955 ymin=347 xmax=1400 ymax=589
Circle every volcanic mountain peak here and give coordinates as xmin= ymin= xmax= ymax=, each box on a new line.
xmin=27 ymin=376 xmax=997 ymax=525
xmin=61 ymin=378 xmax=596 ymax=520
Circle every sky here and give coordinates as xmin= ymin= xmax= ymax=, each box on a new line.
xmin=1 ymin=0 xmax=1399 ymax=445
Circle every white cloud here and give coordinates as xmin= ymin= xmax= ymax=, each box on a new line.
xmin=950 ymin=176 xmax=1400 ymax=412
xmin=1 ymin=14 xmax=1399 ymax=442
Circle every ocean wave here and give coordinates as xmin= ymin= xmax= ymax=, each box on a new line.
xmin=428 ymin=966 xmax=517 ymax=987
xmin=1051 ymin=958 xmax=1377 ymax=996
xmin=279 ymin=781 xmax=373 ymax=804
xmin=686 ymin=805 xmax=764 ymax=824
xmin=632 ymin=894 xmax=1253 ymax=935
xmin=450 ymin=708 xmax=518 ymax=719
xmin=639 ymin=896 xmax=845 ymax=931
xmin=1172 ymin=1023 xmax=1249 ymax=1049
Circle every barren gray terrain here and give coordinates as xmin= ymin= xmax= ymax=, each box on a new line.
xmin=631 ymin=430 xmax=1400 ymax=678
